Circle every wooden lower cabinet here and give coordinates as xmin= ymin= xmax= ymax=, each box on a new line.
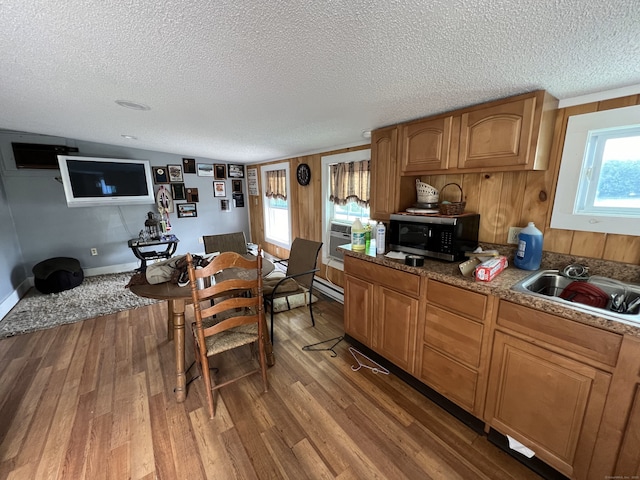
xmin=415 ymin=280 xmax=492 ymax=416
xmin=344 ymin=273 xmax=374 ymax=346
xmin=343 ymin=256 xmax=422 ymax=373
xmin=485 ymin=301 xmax=621 ymax=479
xmin=344 ymin=257 xmax=640 ymax=479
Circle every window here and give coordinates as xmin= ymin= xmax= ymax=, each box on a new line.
xmin=321 ymin=149 xmax=371 ymax=267
xmin=551 ymin=104 xmax=640 ymax=236
xmin=261 ymin=163 xmax=291 ymax=248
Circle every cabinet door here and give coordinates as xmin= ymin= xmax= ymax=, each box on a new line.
xmin=373 ymin=286 xmax=418 ymax=372
xmin=400 ymin=116 xmax=454 ymax=173
xmin=615 ymin=384 xmax=640 ymax=476
xmin=485 ymin=331 xmax=611 ymax=478
xmin=370 ymin=126 xmax=398 ymax=221
xmin=458 ymin=96 xmax=536 ymax=169
xmin=344 ymin=274 xmax=374 ymax=345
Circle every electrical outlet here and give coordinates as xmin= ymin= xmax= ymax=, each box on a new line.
xmin=90 ymin=248 xmax=98 ymax=256
xmin=507 ymin=227 xmax=523 ymax=245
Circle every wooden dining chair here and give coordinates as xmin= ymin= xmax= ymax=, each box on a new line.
xmin=203 ymin=232 xmax=248 ymax=255
xmin=263 ymin=238 xmax=323 ymax=343
xmin=186 ymin=250 xmax=268 ymax=418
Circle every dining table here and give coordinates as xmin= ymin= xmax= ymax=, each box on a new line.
xmin=129 ymin=255 xmax=276 ymax=403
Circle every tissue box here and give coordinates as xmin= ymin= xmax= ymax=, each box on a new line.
xmin=475 ymin=256 xmax=508 ymax=282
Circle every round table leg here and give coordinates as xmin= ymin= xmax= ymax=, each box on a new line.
xmin=172 ymin=299 xmax=187 ymax=402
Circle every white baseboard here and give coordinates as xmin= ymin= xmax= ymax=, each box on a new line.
xmin=83 ymin=262 xmax=140 ymax=277
xmin=0 ymin=278 xmax=32 ymax=320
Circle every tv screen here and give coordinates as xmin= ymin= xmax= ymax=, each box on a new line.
xmin=57 ymin=155 xmax=155 ymax=207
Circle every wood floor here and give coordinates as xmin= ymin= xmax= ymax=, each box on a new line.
xmin=0 ymin=294 xmax=542 ymax=479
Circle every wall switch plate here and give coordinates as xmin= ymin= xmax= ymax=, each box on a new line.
xmin=507 ymin=227 xmax=523 ymax=245
xmin=198 ymin=236 xmax=204 ymax=244
xmin=90 ymin=248 xmax=98 ymax=256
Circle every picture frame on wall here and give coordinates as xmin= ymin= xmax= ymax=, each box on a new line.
xmin=186 ymin=188 xmax=199 ymax=202
xmin=177 ymin=203 xmax=197 ymax=218
xmin=171 ymin=183 xmax=186 ymax=201
xmin=232 ymin=179 xmax=242 ymax=193
xmin=152 ymin=166 xmax=169 ymax=184
xmin=220 ymin=199 xmax=231 ymax=212
xmin=167 ymin=164 xmax=183 ymax=182
xmin=213 ymin=181 xmax=226 ymax=197
xmin=214 ymin=164 xmax=227 ymax=179
xmin=228 ymin=164 xmax=245 ymax=178
xmin=182 ymin=158 xmax=196 ymax=174
xmin=197 ymin=163 xmax=214 ymax=176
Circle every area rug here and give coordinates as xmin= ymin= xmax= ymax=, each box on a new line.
xmin=0 ymin=272 xmax=160 ymax=338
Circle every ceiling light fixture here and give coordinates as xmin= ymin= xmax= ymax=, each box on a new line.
xmin=121 ymin=134 xmax=138 ymax=140
xmin=115 ymin=100 xmax=151 ymax=111
xmin=362 ymin=130 xmax=372 ymax=139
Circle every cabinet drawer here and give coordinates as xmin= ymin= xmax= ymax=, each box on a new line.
xmin=427 ymin=280 xmax=487 ymax=322
xmin=419 ymin=345 xmax=477 ymax=412
xmin=345 ymin=256 xmax=421 ymax=297
xmin=497 ymin=301 xmax=622 ymax=367
xmin=424 ymin=305 xmax=483 ymax=368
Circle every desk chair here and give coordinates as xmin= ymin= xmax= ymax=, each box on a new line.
xmin=263 ymin=238 xmax=323 ymax=343
xmin=203 ymin=232 xmax=248 ymax=255
xmin=186 ymin=250 xmax=268 ymax=419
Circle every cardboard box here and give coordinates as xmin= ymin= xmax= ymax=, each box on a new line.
xmin=475 ymin=256 xmax=508 ymax=282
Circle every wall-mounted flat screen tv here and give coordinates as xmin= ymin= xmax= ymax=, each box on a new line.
xmin=57 ymin=155 xmax=155 ymax=207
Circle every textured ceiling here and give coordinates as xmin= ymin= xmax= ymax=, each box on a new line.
xmin=1 ymin=0 xmax=639 ymax=163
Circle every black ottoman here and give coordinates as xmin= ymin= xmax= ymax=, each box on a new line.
xmin=33 ymin=257 xmax=84 ymax=294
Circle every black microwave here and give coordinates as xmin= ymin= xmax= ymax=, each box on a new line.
xmin=389 ymin=213 xmax=480 ymax=262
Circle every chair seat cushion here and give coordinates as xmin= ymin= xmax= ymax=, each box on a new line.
xmin=203 ymin=324 xmax=259 ymax=356
xmin=262 ymin=277 xmax=300 ymax=295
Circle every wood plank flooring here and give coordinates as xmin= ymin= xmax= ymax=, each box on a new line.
xmin=0 ymin=294 xmax=542 ymax=479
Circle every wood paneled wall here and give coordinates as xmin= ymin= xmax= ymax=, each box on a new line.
xmin=246 ymin=145 xmax=369 ymax=284
xmin=248 ymin=94 xmax=640 ymax=288
xmin=423 ymin=94 xmax=640 ymax=265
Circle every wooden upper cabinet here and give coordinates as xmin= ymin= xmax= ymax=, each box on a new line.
xmin=400 ymin=115 xmax=455 ymax=173
xmin=370 ymin=126 xmax=398 ymax=221
xmin=457 ymin=90 xmax=558 ymax=171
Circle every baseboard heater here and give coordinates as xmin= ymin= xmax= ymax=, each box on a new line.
xmin=314 ymin=276 xmax=344 ymax=304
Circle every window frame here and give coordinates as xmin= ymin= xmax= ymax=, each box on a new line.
xmin=320 ymin=149 xmax=371 ymax=268
xmin=551 ymin=104 xmax=640 ymax=236
xmin=261 ymin=162 xmax=291 ymax=249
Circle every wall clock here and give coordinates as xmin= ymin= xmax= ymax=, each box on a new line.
xmin=296 ymin=163 xmax=311 ymax=186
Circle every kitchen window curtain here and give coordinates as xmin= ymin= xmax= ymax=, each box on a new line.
xmin=265 ymin=169 xmax=287 ymax=200
xmin=329 ymin=159 xmax=370 ymax=207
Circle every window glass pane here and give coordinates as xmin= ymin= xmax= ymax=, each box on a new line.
xmin=595 ymin=135 xmax=640 ymax=209
xmin=332 ymin=201 xmax=370 ymax=223
xmin=265 ymin=197 xmax=290 ymax=244
xmin=578 ymin=128 xmax=640 ymax=216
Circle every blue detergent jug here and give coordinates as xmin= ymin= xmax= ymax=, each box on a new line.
xmin=514 ymin=222 xmax=543 ymax=270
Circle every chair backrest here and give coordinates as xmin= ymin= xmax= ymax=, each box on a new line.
xmin=286 ymin=238 xmax=323 ymax=289
xmin=203 ymin=232 xmax=248 ymax=255
xmin=186 ymin=251 xmax=264 ymax=341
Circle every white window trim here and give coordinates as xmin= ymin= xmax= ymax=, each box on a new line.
xmin=261 ymin=162 xmax=291 ymax=249
xmin=551 ymin=104 xmax=640 ymax=236
xmin=320 ymin=149 xmax=371 ymax=269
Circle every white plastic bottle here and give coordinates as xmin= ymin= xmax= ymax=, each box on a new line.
xmin=376 ymin=222 xmax=386 ymax=254
xmin=351 ymin=218 xmax=366 ymax=251
xmin=514 ymin=222 xmax=543 ymax=270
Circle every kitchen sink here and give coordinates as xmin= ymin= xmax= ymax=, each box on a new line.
xmin=512 ymin=270 xmax=640 ymax=324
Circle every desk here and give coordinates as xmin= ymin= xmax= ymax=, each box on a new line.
xmin=128 ymin=235 xmax=179 ymax=270
xmin=129 ymin=256 xmax=275 ymax=403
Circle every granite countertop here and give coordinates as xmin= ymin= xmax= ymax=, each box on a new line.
xmin=341 ymin=245 xmax=640 ymax=338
